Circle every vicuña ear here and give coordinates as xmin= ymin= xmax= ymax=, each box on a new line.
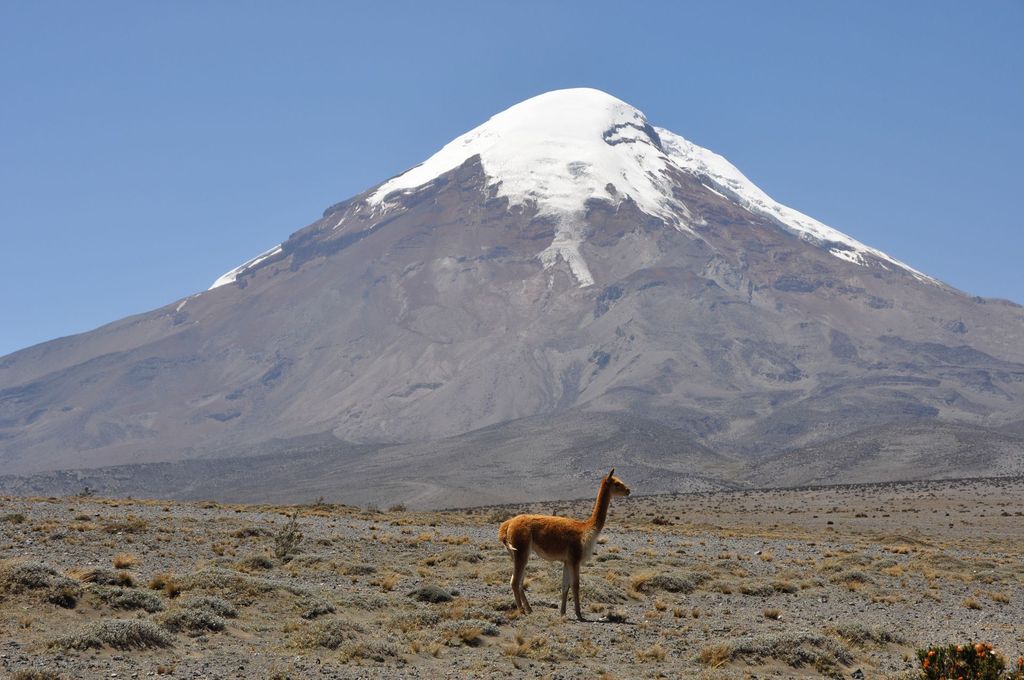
xmin=608 ymin=468 xmax=615 ymax=479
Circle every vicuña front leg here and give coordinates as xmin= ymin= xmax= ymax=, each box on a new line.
xmin=560 ymin=562 xmax=571 ymax=615
xmin=571 ymin=560 xmax=585 ymax=621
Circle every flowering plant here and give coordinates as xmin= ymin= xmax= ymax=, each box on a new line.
xmin=917 ymin=642 xmax=1024 ymax=680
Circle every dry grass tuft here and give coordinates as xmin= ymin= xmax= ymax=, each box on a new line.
xmin=112 ymin=553 xmax=138 ymax=569
xmin=698 ymin=643 xmax=732 ymax=668
xmin=68 ymin=567 xmax=134 ymax=587
xmin=148 ymin=572 xmax=182 ymax=598
xmin=12 ymin=670 xmax=63 ymax=680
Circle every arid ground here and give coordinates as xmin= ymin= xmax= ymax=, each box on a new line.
xmin=1 ymin=477 xmax=1022 ymax=679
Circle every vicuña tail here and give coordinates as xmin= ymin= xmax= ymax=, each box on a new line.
xmin=499 ymin=522 xmax=517 ymax=552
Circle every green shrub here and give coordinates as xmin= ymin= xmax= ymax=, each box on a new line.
xmin=239 ymin=554 xmax=274 ymax=570
xmin=698 ymin=633 xmax=852 ymax=676
xmin=178 ymin=567 xmax=314 ymax=598
xmin=632 ymin=571 xmax=711 ymax=594
xmin=341 ymin=563 xmax=376 ymax=576
xmin=301 ymin=602 xmax=336 ymax=619
xmin=1 ymin=561 xmax=62 ymax=591
xmin=293 ymin=619 xmax=365 ymax=650
xmin=53 ymin=619 xmax=173 ymax=650
xmin=917 ymin=642 xmax=1024 ymax=680
xmin=12 ymin=669 xmax=63 ymax=679
xmin=183 ymin=595 xmax=238 ymax=618
xmin=831 ymin=623 xmax=903 ymax=646
xmin=407 ymin=584 xmax=453 ymax=603
xmin=0 ymin=560 xmax=82 ymax=608
xmin=94 ymin=586 xmax=164 ymax=612
xmin=272 ymin=512 xmax=303 ymax=562
xmin=161 ymin=608 xmax=226 ymax=633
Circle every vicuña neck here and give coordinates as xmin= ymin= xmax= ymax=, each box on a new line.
xmin=588 ymin=479 xmax=612 ymax=533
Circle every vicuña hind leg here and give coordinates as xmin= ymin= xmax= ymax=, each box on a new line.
xmin=560 ymin=562 xmax=571 ymax=616
xmin=511 ymin=549 xmax=532 ymax=614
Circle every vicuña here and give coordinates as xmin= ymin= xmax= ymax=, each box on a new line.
xmin=498 ymin=468 xmax=631 ymax=620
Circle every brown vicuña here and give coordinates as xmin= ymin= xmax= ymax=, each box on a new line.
xmin=498 ymin=469 xmax=631 ymax=620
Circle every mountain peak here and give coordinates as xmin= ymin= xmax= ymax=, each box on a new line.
xmin=212 ymin=89 xmax=934 ymax=289
xmin=368 ymin=88 xmax=671 ymax=221
xmin=362 ymin=88 xmax=932 ymax=287
xmin=366 ymin=88 xmax=684 ymax=285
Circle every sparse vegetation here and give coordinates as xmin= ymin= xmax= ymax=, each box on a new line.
xmin=68 ymin=567 xmax=134 ymax=586
xmin=830 ymin=622 xmax=904 ymax=646
xmin=112 ymin=552 xmax=138 ymax=569
xmin=293 ymin=618 xmax=366 ymax=650
xmin=0 ymin=559 xmax=82 ymax=608
xmin=52 ymin=619 xmax=173 ymax=650
xmin=148 ymin=571 xmax=182 ymax=598
xmin=272 ymin=511 xmax=303 ymax=562
xmin=630 ymin=570 xmax=710 ymax=594
xmin=697 ymin=632 xmax=852 ymax=675
xmin=302 ymin=601 xmax=336 ymax=619
xmin=239 ymin=554 xmax=274 ymax=570
xmin=160 ymin=608 xmax=227 ymax=633
xmin=93 ymin=585 xmax=164 ymax=612
xmin=11 ymin=670 xmax=63 ymax=680
xmin=2 ymin=480 xmax=1022 ymax=678
xmin=407 ymin=584 xmax=453 ymax=603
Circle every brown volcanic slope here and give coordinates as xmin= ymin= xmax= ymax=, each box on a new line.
xmin=0 ymin=412 xmax=741 ymax=509
xmin=1 ymin=89 xmax=1022 ymax=504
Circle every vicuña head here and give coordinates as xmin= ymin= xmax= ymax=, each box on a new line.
xmin=497 ymin=468 xmax=631 ymax=621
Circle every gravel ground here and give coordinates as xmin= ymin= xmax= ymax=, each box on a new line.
xmin=1 ymin=476 xmax=1021 ymax=679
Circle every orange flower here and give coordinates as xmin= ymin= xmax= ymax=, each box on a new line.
xmin=975 ymin=643 xmax=986 ymax=655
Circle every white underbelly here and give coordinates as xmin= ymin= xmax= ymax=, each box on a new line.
xmin=531 ymin=544 xmax=568 ymax=562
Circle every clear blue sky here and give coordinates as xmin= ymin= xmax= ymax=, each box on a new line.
xmin=1 ymin=1 xmax=1022 ymax=357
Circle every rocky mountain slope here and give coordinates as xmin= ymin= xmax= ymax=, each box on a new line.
xmin=1 ymin=88 xmax=1022 ymax=503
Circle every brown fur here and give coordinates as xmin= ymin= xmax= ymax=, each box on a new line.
xmin=498 ymin=469 xmax=631 ymax=620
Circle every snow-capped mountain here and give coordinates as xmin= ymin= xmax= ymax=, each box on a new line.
xmin=2 ymin=88 xmax=1023 ymax=507
xmin=214 ymin=89 xmax=930 ymax=290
